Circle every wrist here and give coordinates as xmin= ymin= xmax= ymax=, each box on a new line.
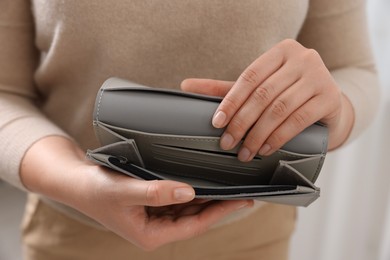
xmin=20 ymin=136 xmax=90 ymax=207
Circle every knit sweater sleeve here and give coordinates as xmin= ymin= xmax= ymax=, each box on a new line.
xmin=297 ymin=0 xmax=380 ymax=144
xmin=0 ymin=0 xmax=69 ymax=191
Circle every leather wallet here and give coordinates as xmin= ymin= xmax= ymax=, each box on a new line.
xmin=87 ymin=78 xmax=328 ymax=207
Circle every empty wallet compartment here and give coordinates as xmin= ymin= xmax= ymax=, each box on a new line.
xmin=87 ymin=78 xmax=328 ymax=206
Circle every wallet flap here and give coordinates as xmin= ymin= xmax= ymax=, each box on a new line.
xmin=94 ymin=78 xmax=328 ymax=155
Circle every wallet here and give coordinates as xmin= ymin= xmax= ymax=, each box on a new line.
xmin=87 ymin=78 xmax=328 ymax=207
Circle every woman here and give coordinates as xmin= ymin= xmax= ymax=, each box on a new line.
xmin=0 ymin=0 xmax=379 ymax=259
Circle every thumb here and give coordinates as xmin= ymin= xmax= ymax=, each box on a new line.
xmin=181 ymin=78 xmax=234 ymax=97
xmin=130 ymin=179 xmax=195 ymax=206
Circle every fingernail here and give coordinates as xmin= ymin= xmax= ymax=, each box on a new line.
xmin=220 ymin=133 xmax=234 ymax=150
xmin=212 ymin=111 xmax=226 ymax=128
xmin=238 ymin=147 xmax=252 ymax=162
xmin=259 ymin=144 xmax=271 ymax=156
xmin=174 ymin=187 xmax=195 ymax=202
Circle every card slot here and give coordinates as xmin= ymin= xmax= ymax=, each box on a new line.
xmin=149 ymin=143 xmax=320 ymax=186
xmin=106 ymin=157 xmax=299 ymax=196
xmin=151 ymin=156 xmax=272 ymax=186
xmin=150 ymin=143 xmax=277 ymax=185
xmin=153 ymin=152 xmax=262 ymax=176
xmin=87 ymin=152 xmax=319 ymax=206
xmin=151 ymin=144 xmax=265 ymax=173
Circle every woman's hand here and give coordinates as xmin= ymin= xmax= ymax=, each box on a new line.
xmin=21 ymin=136 xmax=253 ymax=251
xmin=75 ymin=165 xmax=252 ymax=251
xmin=182 ymin=39 xmax=354 ymax=161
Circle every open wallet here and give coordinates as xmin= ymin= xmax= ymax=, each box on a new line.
xmin=87 ymin=78 xmax=328 ymax=207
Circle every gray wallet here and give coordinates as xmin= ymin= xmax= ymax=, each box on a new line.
xmin=87 ymin=78 xmax=328 ymax=207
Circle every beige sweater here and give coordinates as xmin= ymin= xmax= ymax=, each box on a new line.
xmin=0 ymin=0 xmax=379 ymax=221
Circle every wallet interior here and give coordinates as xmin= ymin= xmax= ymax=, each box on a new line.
xmin=87 ymin=78 xmax=327 ymax=206
xmin=88 ymin=121 xmax=323 ymax=204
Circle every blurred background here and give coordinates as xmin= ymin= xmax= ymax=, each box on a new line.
xmin=290 ymin=0 xmax=390 ymax=259
xmin=1 ymin=0 xmax=389 ymax=259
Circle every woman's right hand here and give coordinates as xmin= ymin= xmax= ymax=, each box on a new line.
xmin=20 ymin=136 xmax=253 ymax=251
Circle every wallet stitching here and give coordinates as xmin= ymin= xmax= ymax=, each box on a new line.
xmin=312 ymin=156 xmax=325 ymax=182
xmin=321 ymin=131 xmax=327 ymax=155
xmin=96 ymin=89 xmax=105 ymax=122
xmin=314 ymin=127 xmax=328 ymax=182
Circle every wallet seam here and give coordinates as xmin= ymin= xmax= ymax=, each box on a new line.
xmin=95 ymin=89 xmax=105 ymax=123
xmin=312 ymin=155 xmax=325 ymax=183
xmin=321 ymin=131 xmax=327 ymax=155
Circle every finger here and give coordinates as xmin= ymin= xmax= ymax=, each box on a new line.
xmin=172 ymin=200 xmax=215 ymax=216
xmin=211 ymin=47 xmax=285 ymax=129
xmin=129 ymin=179 xmax=195 ymax=207
xmin=259 ymin=96 xmax=327 ymax=156
xmin=190 ymin=198 xmax=211 ymax=204
xmin=146 ymin=206 xmax=176 ymax=218
xmin=162 ymin=199 xmax=210 ymax=216
xmin=169 ymin=199 xmax=212 ymax=214
xmin=152 ymin=199 xmax=254 ymax=246
xmin=147 ymin=199 xmax=211 ymax=217
xmin=175 ymin=199 xmax=254 ymax=239
xmin=219 ymin=62 xmax=302 ymax=151
xmin=172 ymin=203 xmax=208 ymax=217
xmin=212 ymin=40 xmax=308 ymax=129
xmin=181 ymin=78 xmax=234 ymax=97
xmin=238 ymin=79 xmax=316 ymax=160
xmin=173 ymin=198 xmax=211 ymax=207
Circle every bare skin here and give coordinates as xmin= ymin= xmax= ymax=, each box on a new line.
xmin=182 ymin=39 xmax=354 ymax=161
xmin=20 ymin=136 xmax=253 ymax=251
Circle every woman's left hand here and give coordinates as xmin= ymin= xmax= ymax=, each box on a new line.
xmin=181 ymin=39 xmax=354 ymax=162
